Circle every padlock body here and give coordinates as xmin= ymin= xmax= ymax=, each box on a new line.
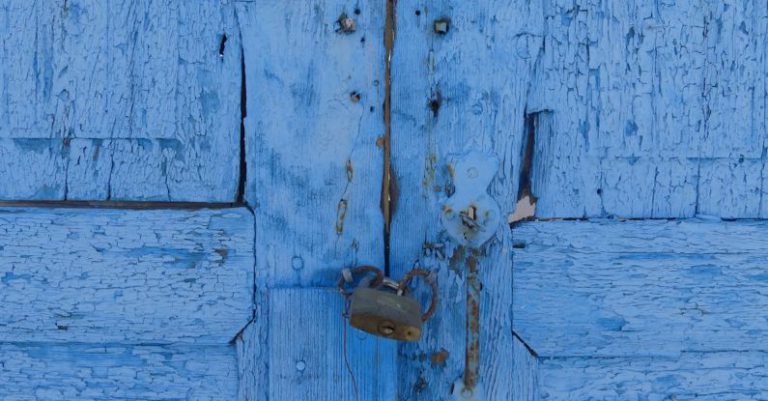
xmin=349 ymin=287 xmax=422 ymax=342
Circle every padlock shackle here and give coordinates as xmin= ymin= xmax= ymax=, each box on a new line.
xmin=398 ymin=268 xmax=439 ymax=322
xmin=337 ymin=265 xmax=384 ymax=297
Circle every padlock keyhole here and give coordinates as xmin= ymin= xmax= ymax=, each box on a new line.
xmin=377 ymin=320 xmax=396 ymax=336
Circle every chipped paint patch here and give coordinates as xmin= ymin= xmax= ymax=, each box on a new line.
xmin=509 ymin=195 xmax=537 ymax=224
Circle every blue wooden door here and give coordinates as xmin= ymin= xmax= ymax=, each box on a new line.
xmin=0 ymin=1 xmax=396 ymax=399
xmin=2 ymin=0 xmax=768 ymax=400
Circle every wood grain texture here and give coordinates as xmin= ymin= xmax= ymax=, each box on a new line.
xmin=265 ymin=289 xmax=396 ymax=401
xmin=235 ymin=289 xmax=396 ymax=401
xmin=0 ymin=0 xmax=241 ymax=201
xmin=538 ymin=352 xmax=768 ymax=401
xmin=390 ymin=1 xmax=543 ymax=399
xmin=0 ymin=343 xmax=238 ymax=401
xmin=235 ymin=2 xmax=392 ymax=399
xmin=528 ymin=0 xmax=768 ymax=218
xmin=514 ymin=219 xmax=768 ymax=358
xmin=513 ymin=337 xmax=539 ymax=401
xmin=0 ymin=207 xmax=253 ymax=344
xmin=237 ymin=0 xmax=385 ymax=287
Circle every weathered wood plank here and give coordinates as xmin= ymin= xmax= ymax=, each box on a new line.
xmin=0 ymin=207 xmax=253 ymax=344
xmin=0 ymin=0 xmax=241 ymax=201
xmin=0 ymin=343 xmax=238 ymax=401
xmin=529 ymin=0 xmax=768 ymax=218
xmin=513 ymin=337 xmax=539 ymax=401
xmin=235 ymin=2 xmax=391 ymax=399
xmin=235 ymin=289 xmax=396 ymax=401
xmin=537 ymin=352 xmax=768 ymax=401
xmin=513 ymin=220 xmax=768 ymax=358
xmin=390 ymin=1 xmax=543 ymax=399
xmin=265 ymin=288 xmax=396 ymax=401
xmin=238 ymin=0 xmax=385 ymax=287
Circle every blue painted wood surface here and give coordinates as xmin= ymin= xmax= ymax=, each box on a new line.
xmin=0 ymin=0 xmax=242 ymax=201
xmin=529 ymin=0 xmax=768 ymax=219
xmin=390 ymin=0 xmax=541 ymax=399
xmin=0 ymin=207 xmax=254 ymax=345
xmin=235 ymin=1 xmax=396 ymax=400
xmin=0 ymin=207 xmax=252 ymax=399
xmin=513 ymin=219 xmax=768 ymax=399
xmin=237 ymin=0 xmax=386 ymax=288
xmin=0 ymin=343 xmax=238 ymax=401
xmin=3 ymin=0 xmax=768 ymax=399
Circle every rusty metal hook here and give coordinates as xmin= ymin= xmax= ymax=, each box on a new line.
xmin=398 ymin=268 xmax=439 ymax=322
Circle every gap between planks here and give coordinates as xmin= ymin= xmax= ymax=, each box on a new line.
xmin=0 ymin=200 xmax=252 ymax=210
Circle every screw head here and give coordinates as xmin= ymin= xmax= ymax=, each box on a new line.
xmin=336 ymin=14 xmax=356 ymax=33
xmin=433 ymin=18 xmax=450 ymax=34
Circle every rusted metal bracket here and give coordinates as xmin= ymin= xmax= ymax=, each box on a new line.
xmin=441 ymin=151 xmax=502 ymax=400
xmin=441 ymin=151 xmax=502 ymax=248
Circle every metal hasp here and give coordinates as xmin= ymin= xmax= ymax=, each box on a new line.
xmin=441 ymin=151 xmax=502 ymax=400
xmin=441 ymin=151 xmax=502 ymax=248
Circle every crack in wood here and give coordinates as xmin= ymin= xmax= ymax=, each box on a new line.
xmin=236 ymin=36 xmax=248 ymax=204
xmin=0 ymin=200 xmax=244 ymax=210
xmin=381 ymin=0 xmax=397 ymax=276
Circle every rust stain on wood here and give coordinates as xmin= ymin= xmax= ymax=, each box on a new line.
xmin=464 ymin=249 xmax=481 ymax=391
xmin=336 ymin=199 xmax=348 ymax=234
xmin=431 ymin=348 xmax=449 ymax=367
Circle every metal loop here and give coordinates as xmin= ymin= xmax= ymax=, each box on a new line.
xmin=337 ymin=265 xmax=384 ymax=297
xmin=398 ymin=268 xmax=439 ymax=322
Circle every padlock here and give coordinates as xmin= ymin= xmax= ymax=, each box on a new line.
xmin=348 ymin=278 xmax=424 ymax=342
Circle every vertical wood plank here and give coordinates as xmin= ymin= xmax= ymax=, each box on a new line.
xmin=390 ymin=1 xmax=543 ymax=399
xmin=238 ymin=1 xmax=385 ymax=287
xmin=0 ymin=0 xmax=242 ymax=201
xmin=512 ymin=337 xmax=539 ymax=401
xmin=236 ymin=2 xmax=394 ymax=400
xmin=525 ymin=0 xmax=768 ymax=219
xmin=531 ymin=0 xmax=708 ymax=218
xmin=267 ymin=289 xmax=396 ymax=401
xmin=699 ymin=1 xmax=767 ymax=218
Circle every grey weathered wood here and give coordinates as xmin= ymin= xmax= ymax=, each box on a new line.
xmin=0 ymin=343 xmax=238 ymax=401
xmin=514 ymin=219 xmax=768 ymax=358
xmin=0 ymin=207 xmax=253 ymax=344
xmin=537 ymin=352 xmax=768 ymax=400
xmin=390 ymin=1 xmax=543 ymax=399
xmin=235 ymin=2 xmax=394 ymax=400
xmin=0 ymin=0 xmax=241 ymax=201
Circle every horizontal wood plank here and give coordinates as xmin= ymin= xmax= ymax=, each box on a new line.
xmin=0 ymin=343 xmax=237 ymax=401
xmin=513 ymin=220 xmax=768 ymax=358
xmin=0 ymin=1 xmax=241 ymax=201
xmin=538 ymin=352 xmax=768 ymax=401
xmin=0 ymin=207 xmax=253 ymax=344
